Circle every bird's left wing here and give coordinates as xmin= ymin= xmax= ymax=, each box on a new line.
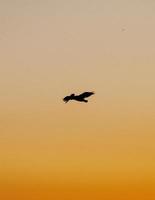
xmin=78 ymin=91 xmax=95 ymax=98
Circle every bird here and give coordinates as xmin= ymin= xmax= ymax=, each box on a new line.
xmin=63 ymin=92 xmax=95 ymax=103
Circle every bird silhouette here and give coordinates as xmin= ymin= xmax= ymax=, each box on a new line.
xmin=63 ymin=92 xmax=95 ymax=103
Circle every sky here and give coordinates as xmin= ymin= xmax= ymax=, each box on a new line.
xmin=0 ymin=0 xmax=155 ymax=199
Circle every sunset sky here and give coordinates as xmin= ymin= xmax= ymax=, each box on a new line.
xmin=0 ymin=0 xmax=155 ymax=199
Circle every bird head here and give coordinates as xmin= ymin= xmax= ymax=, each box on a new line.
xmin=63 ymin=96 xmax=70 ymax=103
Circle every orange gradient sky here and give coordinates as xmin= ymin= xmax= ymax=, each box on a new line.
xmin=0 ymin=0 xmax=155 ymax=199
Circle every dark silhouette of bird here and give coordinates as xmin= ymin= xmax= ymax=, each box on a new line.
xmin=63 ymin=92 xmax=95 ymax=103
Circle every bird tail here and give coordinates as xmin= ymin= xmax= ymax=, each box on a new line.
xmin=83 ymin=99 xmax=88 ymax=103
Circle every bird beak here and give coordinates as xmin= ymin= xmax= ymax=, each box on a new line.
xmin=63 ymin=99 xmax=68 ymax=103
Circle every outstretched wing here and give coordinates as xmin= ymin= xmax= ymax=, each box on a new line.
xmin=78 ymin=91 xmax=95 ymax=98
xmin=63 ymin=95 xmax=71 ymax=103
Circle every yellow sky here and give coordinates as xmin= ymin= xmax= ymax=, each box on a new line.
xmin=0 ymin=0 xmax=155 ymax=199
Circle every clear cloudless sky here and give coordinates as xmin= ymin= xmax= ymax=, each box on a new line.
xmin=0 ymin=0 xmax=155 ymax=199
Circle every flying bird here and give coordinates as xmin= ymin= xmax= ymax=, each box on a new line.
xmin=63 ymin=92 xmax=95 ymax=103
